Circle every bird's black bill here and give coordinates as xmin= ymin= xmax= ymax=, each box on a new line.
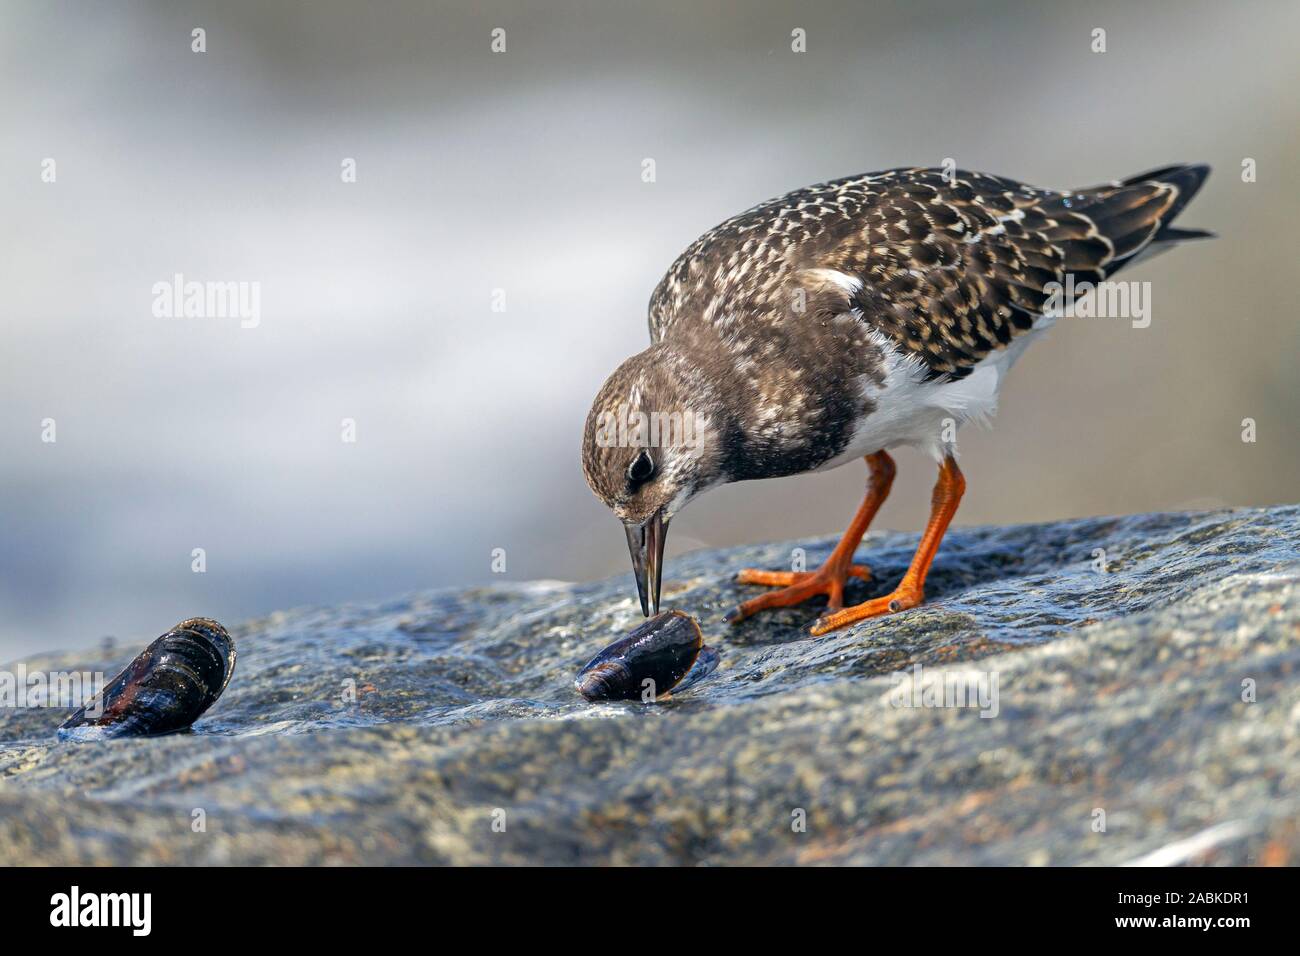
xmin=625 ymin=512 xmax=669 ymax=616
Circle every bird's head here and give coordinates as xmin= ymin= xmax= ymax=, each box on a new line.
xmin=581 ymin=345 xmax=721 ymax=616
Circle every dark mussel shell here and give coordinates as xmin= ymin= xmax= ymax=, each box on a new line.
xmin=575 ymin=610 xmax=717 ymax=702
xmin=58 ymin=618 xmax=236 ymax=741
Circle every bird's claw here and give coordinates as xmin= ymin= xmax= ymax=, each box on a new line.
xmin=728 ymin=562 xmax=873 ymax=625
xmin=809 ymin=585 xmax=924 ymax=635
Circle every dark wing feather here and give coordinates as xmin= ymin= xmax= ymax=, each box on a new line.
xmin=648 ymin=165 xmax=1210 ymax=379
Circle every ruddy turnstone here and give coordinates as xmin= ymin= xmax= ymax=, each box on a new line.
xmin=581 ymin=164 xmax=1211 ymax=634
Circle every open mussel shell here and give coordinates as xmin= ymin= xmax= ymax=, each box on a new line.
xmin=575 ymin=610 xmax=718 ymax=702
xmin=58 ymin=618 xmax=236 ymax=741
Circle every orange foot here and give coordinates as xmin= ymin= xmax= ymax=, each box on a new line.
xmin=730 ymin=453 xmax=965 ymax=638
xmin=727 ymin=450 xmax=896 ymax=628
xmin=809 ymin=455 xmax=964 ymax=636
xmin=727 ymin=562 xmax=872 ymax=622
xmin=809 ymin=584 xmax=923 ymax=636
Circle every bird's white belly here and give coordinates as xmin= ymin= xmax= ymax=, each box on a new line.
xmin=818 ymin=323 xmax=1050 ymax=469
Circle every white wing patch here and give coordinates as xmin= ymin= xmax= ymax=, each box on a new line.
xmin=799 ymin=268 xmax=864 ymax=296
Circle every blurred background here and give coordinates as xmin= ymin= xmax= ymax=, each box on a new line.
xmin=2 ymin=0 xmax=1297 ymax=658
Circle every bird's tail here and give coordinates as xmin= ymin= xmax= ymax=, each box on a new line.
xmin=1048 ymin=163 xmax=1213 ymax=279
xmin=1120 ymin=164 xmax=1214 ymax=243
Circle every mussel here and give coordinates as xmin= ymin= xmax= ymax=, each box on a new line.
xmin=575 ymin=610 xmax=718 ymax=702
xmin=58 ymin=617 xmax=236 ymax=740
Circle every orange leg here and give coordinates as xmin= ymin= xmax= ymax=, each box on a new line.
xmin=727 ymin=451 xmax=896 ymax=623
xmin=809 ymin=455 xmax=965 ymax=636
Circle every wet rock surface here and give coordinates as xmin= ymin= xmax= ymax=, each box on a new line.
xmin=1 ymin=505 xmax=1297 ymax=865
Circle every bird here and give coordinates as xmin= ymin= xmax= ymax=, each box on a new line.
xmin=581 ymin=164 xmax=1211 ymax=635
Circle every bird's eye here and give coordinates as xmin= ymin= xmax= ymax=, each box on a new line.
xmin=627 ymin=450 xmax=655 ymax=485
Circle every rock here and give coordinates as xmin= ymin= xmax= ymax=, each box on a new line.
xmin=0 ymin=505 xmax=1297 ymax=865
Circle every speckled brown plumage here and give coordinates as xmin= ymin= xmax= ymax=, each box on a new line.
xmin=583 ymin=163 xmax=1211 ymax=629
xmin=649 ymin=165 xmax=1210 ymax=379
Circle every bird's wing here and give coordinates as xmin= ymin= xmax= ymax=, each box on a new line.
xmin=649 ymin=166 xmax=1208 ymax=379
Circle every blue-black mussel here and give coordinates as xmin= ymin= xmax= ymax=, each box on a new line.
xmin=58 ymin=617 xmax=236 ymax=740
xmin=575 ymin=610 xmax=718 ymax=702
